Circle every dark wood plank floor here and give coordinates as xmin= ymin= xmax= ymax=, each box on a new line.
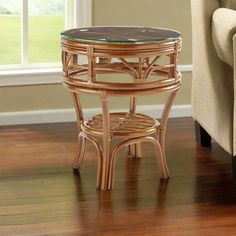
xmin=0 ymin=117 xmax=236 ymax=235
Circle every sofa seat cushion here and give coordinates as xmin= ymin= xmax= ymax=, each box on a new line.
xmin=212 ymin=8 xmax=236 ymax=67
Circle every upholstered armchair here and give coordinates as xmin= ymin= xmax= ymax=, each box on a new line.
xmin=191 ymin=0 xmax=236 ymax=177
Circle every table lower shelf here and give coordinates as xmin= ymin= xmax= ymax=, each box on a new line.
xmin=81 ymin=112 xmax=160 ymax=138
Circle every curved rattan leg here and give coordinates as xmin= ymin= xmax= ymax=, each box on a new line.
xmin=71 ymin=91 xmax=86 ymax=171
xmin=108 ymin=136 xmax=169 ymax=190
xmin=159 ymin=91 xmax=178 ymax=175
xmin=74 ymin=132 xmax=103 ymax=188
xmin=159 ymin=129 xmax=168 ymax=175
xmin=80 ymin=133 xmax=103 ymax=189
xmin=153 ymin=138 xmax=169 ymax=179
xmin=78 ymin=137 xmax=86 ymax=168
xmin=73 ymin=133 xmax=86 ymax=170
xmin=100 ymin=95 xmax=111 ymax=190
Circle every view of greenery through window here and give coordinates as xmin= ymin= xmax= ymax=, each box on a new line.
xmin=0 ymin=0 xmax=65 ymax=66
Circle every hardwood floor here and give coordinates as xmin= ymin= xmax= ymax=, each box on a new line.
xmin=1 ymin=117 xmax=236 ymax=235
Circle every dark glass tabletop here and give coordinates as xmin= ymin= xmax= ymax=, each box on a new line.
xmin=61 ymin=26 xmax=181 ymax=44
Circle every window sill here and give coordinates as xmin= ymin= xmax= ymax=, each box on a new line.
xmin=0 ymin=64 xmax=193 ymax=87
xmin=0 ymin=67 xmax=63 ymax=87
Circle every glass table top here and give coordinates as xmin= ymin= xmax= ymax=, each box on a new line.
xmin=61 ymin=26 xmax=181 ymax=44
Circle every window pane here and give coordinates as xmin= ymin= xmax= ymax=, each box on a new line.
xmin=0 ymin=0 xmax=21 ymax=65
xmin=28 ymin=0 xmax=65 ymax=63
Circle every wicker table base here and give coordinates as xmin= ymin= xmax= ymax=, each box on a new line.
xmin=74 ymin=111 xmax=169 ymax=190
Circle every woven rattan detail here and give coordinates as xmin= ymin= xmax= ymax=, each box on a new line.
xmin=82 ymin=112 xmax=159 ymax=138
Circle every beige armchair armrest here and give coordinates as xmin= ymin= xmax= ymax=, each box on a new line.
xmin=212 ymin=8 xmax=236 ymax=67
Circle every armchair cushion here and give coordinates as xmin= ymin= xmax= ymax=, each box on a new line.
xmin=212 ymin=8 xmax=236 ymax=67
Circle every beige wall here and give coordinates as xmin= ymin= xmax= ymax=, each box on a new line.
xmin=0 ymin=0 xmax=192 ymax=113
xmin=93 ymin=0 xmax=192 ymax=64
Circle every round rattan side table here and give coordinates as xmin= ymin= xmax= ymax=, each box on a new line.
xmin=61 ymin=26 xmax=182 ymax=190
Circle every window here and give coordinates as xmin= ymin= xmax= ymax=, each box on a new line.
xmin=0 ymin=0 xmax=21 ymax=65
xmin=28 ymin=0 xmax=65 ymax=64
xmin=0 ymin=0 xmax=91 ymax=71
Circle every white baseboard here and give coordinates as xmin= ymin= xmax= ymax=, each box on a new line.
xmin=0 ymin=105 xmax=192 ymax=126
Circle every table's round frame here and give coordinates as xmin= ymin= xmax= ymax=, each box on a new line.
xmin=61 ymin=36 xmax=182 ymax=190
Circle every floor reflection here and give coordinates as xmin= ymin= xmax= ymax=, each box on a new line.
xmin=72 ymin=155 xmax=170 ymax=215
xmin=194 ymin=143 xmax=236 ymax=205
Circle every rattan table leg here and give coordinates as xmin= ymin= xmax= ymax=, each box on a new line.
xmin=126 ymin=143 xmax=142 ymax=158
xmin=108 ymin=136 xmax=169 ymax=189
xmin=126 ymin=97 xmax=142 ymax=158
xmin=100 ymin=94 xmax=111 ymax=190
xmin=159 ymin=91 xmax=178 ymax=175
xmin=73 ymin=133 xmax=86 ymax=170
xmin=152 ymin=138 xmax=169 ymax=178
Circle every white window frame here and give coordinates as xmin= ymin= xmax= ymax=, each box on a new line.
xmin=0 ymin=0 xmax=92 ymax=86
